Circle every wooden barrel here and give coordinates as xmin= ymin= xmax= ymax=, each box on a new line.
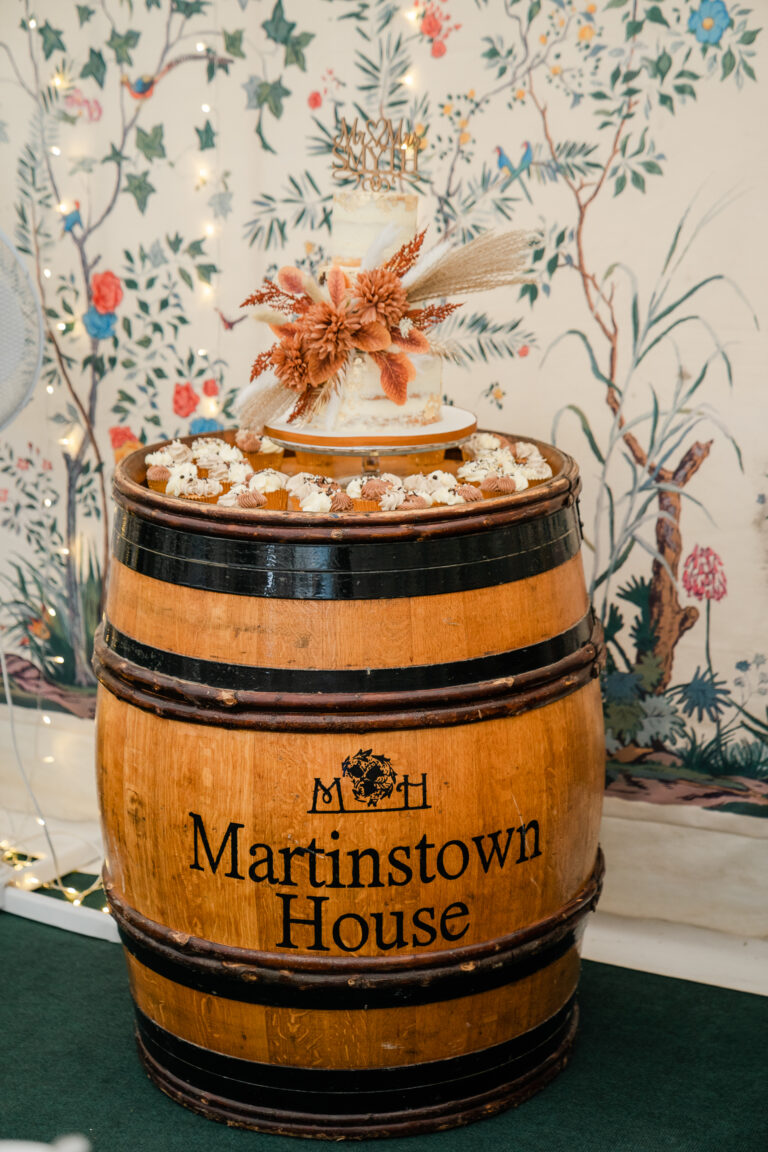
xmin=94 ymin=435 xmax=605 ymax=1139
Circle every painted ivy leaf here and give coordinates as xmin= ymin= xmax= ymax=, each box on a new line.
xmin=243 ymin=75 xmax=266 ymax=109
xmin=721 ymin=48 xmax=736 ymax=80
xmin=38 ymin=21 xmax=65 ymax=60
xmin=195 ymin=119 xmax=216 ymax=150
xmin=166 ymin=232 xmax=183 ymax=254
xmin=208 ymin=189 xmax=233 ymax=219
xmin=262 ymin=1 xmax=295 ymax=46
xmin=264 ymin=77 xmax=290 ymax=117
xmin=80 ymin=48 xmax=107 ymax=88
xmin=645 ymin=5 xmax=669 ymax=26
xmin=102 ymin=142 xmax=128 ymax=164
xmin=284 ymin=31 xmax=314 ymax=71
xmin=70 ymin=156 xmax=98 ymax=174
xmin=223 ymin=29 xmax=246 ymax=58
xmin=107 ymin=28 xmax=141 ymax=66
xmin=77 ymin=5 xmax=95 ymax=24
xmin=196 ymin=263 xmax=218 ymax=284
xmin=146 ymin=0 xmax=162 ymax=8
xmin=124 ymin=170 xmax=156 ymax=214
xmin=237 ymin=0 xmax=250 ymax=9
xmin=173 ymin=0 xmax=209 ymax=17
xmin=147 ymin=240 xmax=168 ymax=267
xmin=136 ymin=124 xmax=166 ymax=162
xmin=186 ymin=239 xmax=206 ymax=258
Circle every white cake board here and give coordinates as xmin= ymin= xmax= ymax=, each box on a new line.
xmin=263 ymin=404 xmax=477 ymax=456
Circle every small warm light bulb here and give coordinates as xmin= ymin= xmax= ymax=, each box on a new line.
xmin=201 ymin=103 xmax=210 ymax=113
xmin=404 ymin=8 xmax=418 ymax=22
xmin=46 ymin=384 xmax=54 ymax=393
xmin=50 ymin=146 xmax=61 ymax=156
xmin=202 ymin=285 xmax=213 ymax=297
xmin=52 ymin=74 xmax=62 ymax=87
xmin=196 ymin=41 xmax=206 ymax=52
xmin=197 ymin=347 xmax=208 ymax=357
xmin=43 ymin=267 xmax=52 ymax=278
xmin=101 ymin=905 xmax=110 ymax=914
xmin=59 ymin=547 xmax=70 ymax=556
xmin=43 ymin=498 xmax=52 ymax=507
xmin=402 ymin=73 xmax=415 ymax=87
xmin=28 ymin=18 xmax=37 ymax=29
xmin=199 ymin=166 xmax=209 ymax=180
xmin=57 ymin=202 xmax=67 ymax=213
xmin=72 ymin=898 xmax=82 ymax=907
xmin=27 ymin=876 xmax=40 ymax=887
xmin=42 ymin=755 xmax=55 ymax=763
xmin=205 ymin=223 xmax=215 ymax=236
xmin=36 ymin=817 xmax=46 ymax=826
xmin=52 ymin=656 xmax=65 ymax=664
xmin=66 ymin=887 xmax=77 ymax=895
xmin=57 ymin=322 xmax=66 ymax=331
xmin=42 ymin=714 xmax=52 ymax=725
xmin=47 ymin=606 xmax=56 ymax=617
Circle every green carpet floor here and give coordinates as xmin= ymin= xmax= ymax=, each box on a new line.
xmin=1 ymin=911 xmax=766 ymax=1151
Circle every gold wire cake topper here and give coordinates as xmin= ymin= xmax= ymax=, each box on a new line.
xmin=332 ymin=117 xmax=420 ymax=191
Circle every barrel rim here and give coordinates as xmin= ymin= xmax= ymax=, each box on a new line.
xmin=114 ymin=428 xmax=580 ymax=543
xmin=106 ymin=848 xmax=604 ymax=981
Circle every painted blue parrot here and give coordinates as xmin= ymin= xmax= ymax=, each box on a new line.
xmin=495 ymin=142 xmax=533 ymax=202
xmin=62 ymin=201 xmax=82 ymax=233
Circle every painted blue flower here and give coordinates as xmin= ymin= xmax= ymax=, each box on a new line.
xmin=189 ymin=416 xmax=224 ymax=435
xmin=82 ymin=307 xmax=116 ymax=340
xmin=688 ymin=1 xmax=730 ymax=45
xmin=735 ymin=660 xmax=751 ymax=672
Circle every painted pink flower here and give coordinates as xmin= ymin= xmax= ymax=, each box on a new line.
xmin=682 ymin=545 xmax=727 ymax=602
xmin=109 ymin=425 xmax=138 ymax=450
xmin=202 ymin=378 xmax=219 ymax=397
xmin=431 ymin=38 xmax=447 ymax=57
xmin=42 ymin=459 xmax=52 ymax=471
xmin=17 ymin=458 xmax=29 ymax=470
xmin=308 ymin=91 xmax=322 ymax=109
xmin=0 ymin=489 xmax=8 ymax=502
xmin=91 ymin=271 xmax=123 ymax=315
xmin=173 ymin=382 xmax=199 ymax=418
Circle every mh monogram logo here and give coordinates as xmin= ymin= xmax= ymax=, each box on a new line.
xmin=308 ymin=749 xmax=431 ymax=815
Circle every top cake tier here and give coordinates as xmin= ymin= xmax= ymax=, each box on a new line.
xmin=331 ymin=189 xmax=418 ymax=271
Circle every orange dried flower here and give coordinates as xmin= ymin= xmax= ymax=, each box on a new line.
xmin=384 ymin=229 xmax=427 ymax=277
xmin=354 ymin=267 xmax=408 ymax=326
xmin=271 ymin=333 xmax=313 ymax=393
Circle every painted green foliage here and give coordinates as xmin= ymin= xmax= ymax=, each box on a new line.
xmin=0 ymin=0 xmax=765 ymax=815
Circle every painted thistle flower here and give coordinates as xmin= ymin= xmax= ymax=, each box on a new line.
xmin=82 ymin=306 xmax=117 ymax=340
xmin=688 ymin=0 xmax=730 ymax=45
xmin=682 ymin=545 xmax=727 ymax=601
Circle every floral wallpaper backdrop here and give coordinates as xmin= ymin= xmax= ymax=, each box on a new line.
xmin=0 ymin=1 xmax=766 ymax=825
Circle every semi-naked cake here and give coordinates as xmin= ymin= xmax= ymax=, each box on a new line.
xmin=296 ymin=188 xmax=444 ymax=436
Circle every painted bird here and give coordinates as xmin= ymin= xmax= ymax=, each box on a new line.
xmin=62 ymin=201 xmax=82 ymax=233
xmin=121 ymin=50 xmax=231 ymax=100
xmin=495 ymin=142 xmax=533 ymax=202
xmin=216 ymin=308 xmax=248 ymax=332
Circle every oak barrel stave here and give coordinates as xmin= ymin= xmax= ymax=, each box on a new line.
xmin=95 ymin=434 xmax=605 ymax=1137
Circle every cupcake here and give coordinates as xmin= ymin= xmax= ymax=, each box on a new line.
xmin=399 ymin=493 xmax=432 ymax=510
xmin=164 ymin=462 xmax=199 ymax=497
xmin=461 ymin=432 xmax=512 ymax=461
xmin=235 ymin=429 xmax=285 ymax=471
xmin=146 ymin=464 xmax=171 ymax=493
xmin=164 ymin=439 xmax=194 ymax=464
xmin=176 ymin=476 xmax=223 ymax=504
xmin=145 ymin=447 xmax=174 ymax=469
xmin=216 ymin=483 xmax=248 ymax=508
xmin=196 ymin=458 xmax=232 ymax=490
xmin=346 ymin=474 xmax=403 ymax=512
xmin=298 ymin=486 xmax=333 ymax=513
xmin=329 ymin=488 xmax=354 ymax=513
xmin=403 ymin=473 xmax=431 ymax=494
xmin=226 ymin=459 xmax=255 ymax=489
xmin=429 ymin=482 xmax=466 ymax=507
xmin=378 ymin=487 xmax=407 ymax=512
xmin=249 ymin=467 xmax=289 ymax=510
xmin=455 ymin=484 xmax=484 ymax=503
xmin=480 ymin=474 xmax=527 ymax=500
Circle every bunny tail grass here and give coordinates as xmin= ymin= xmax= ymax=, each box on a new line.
xmin=237 ymin=377 xmax=293 ymax=432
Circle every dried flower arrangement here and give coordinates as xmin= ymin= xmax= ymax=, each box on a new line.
xmin=239 ymin=228 xmax=531 ymax=430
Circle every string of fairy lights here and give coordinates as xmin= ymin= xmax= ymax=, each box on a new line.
xmin=4 ymin=4 xmax=425 ymax=917
xmin=2 ymin=11 xmax=227 ymax=917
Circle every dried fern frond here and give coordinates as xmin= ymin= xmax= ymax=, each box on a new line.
xmin=424 ymin=336 xmax=466 ymax=365
xmin=408 ymin=302 xmax=462 ymax=331
xmin=403 ymin=230 xmax=533 ymax=303
xmin=240 ymin=281 xmax=312 ymax=315
xmin=383 ymin=229 xmax=427 ymax=277
xmin=248 ymin=349 xmax=274 ymax=382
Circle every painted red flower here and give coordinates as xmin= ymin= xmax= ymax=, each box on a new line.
xmin=42 ymin=459 xmax=52 ymax=471
xmin=518 ymin=344 xmax=530 ymax=357
xmin=91 ymin=271 xmax=123 ymax=315
xmin=431 ymin=39 xmax=447 ymax=57
xmin=173 ymin=382 xmax=200 ymax=418
xmin=308 ymin=91 xmax=322 ymax=109
xmin=682 ymin=545 xmax=727 ymax=602
xmin=109 ymin=425 xmax=138 ymax=449
xmin=202 ymin=378 xmax=219 ymax=397
xmin=0 ymin=489 xmax=8 ymax=502
xmin=421 ymin=11 xmax=442 ymax=37
xmin=17 ymin=458 xmax=29 ymax=470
